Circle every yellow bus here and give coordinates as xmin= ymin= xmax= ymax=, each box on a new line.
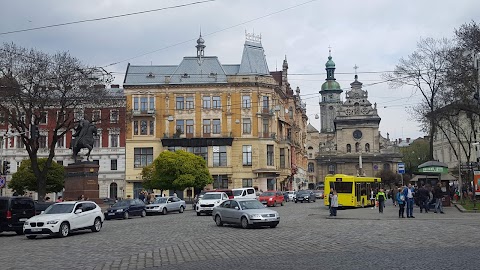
xmin=324 ymin=174 xmax=381 ymax=208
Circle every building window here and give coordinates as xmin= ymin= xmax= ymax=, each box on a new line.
xmin=140 ymin=120 xmax=148 ymax=135
xmin=308 ymin=162 xmax=315 ymax=172
xmin=16 ymin=136 xmax=25 ymax=149
xmin=242 ymin=95 xmax=251 ymax=108
xmin=140 ymin=97 xmax=148 ymax=111
xmin=186 ymin=146 xmax=208 ymax=163
xmin=92 ymin=110 xmax=101 ymax=123
xmin=111 ymin=159 xmax=118 ymax=170
xmin=133 ymin=121 xmax=138 ymax=135
xmin=383 ymin=163 xmax=391 ymax=171
xmin=242 ymin=179 xmax=253 ymax=188
xmin=56 ymin=135 xmax=64 ymax=148
xmin=355 ymin=142 xmax=360 ymax=153
xmin=213 ymin=175 xmax=228 ymax=189
xmin=74 ymin=109 xmax=84 ymax=121
xmin=243 ymin=145 xmax=252 ymax=166
xmin=167 ymin=146 xmax=182 ymax=152
xmin=365 ymin=143 xmax=370 ymax=152
xmin=186 ymin=120 xmax=194 ymax=136
xmin=213 ymin=146 xmax=227 ymax=167
xmin=94 ymin=131 xmax=101 ymax=148
xmin=39 ymin=135 xmax=47 ymax=148
xmin=328 ymin=164 xmax=336 ymax=174
xmin=176 ymin=97 xmax=184 ymax=110
xmin=347 ymin=144 xmax=351 ymax=153
xmin=212 ymin=96 xmax=221 ymax=109
xmin=289 ymin=107 xmax=293 ymax=118
xmin=267 ymin=145 xmax=274 ymax=166
xmin=242 ymin=118 xmax=251 ymax=134
xmin=186 ymin=96 xmax=194 ymax=109
xmin=202 ymin=96 xmax=211 ymax=109
xmin=110 ymin=133 xmax=119 ymax=147
xmin=133 ymin=96 xmax=155 ymax=111
xmin=262 ymin=96 xmax=269 ymax=110
xmin=267 ymin=178 xmax=276 ymax=191
xmin=39 ymin=111 xmax=47 ymax=124
xmin=149 ymin=97 xmax=155 ymax=110
xmin=110 ymin=110 xmax=119 ymax=123
xmin=134 ymin=148 xmax=153 ymax=168
xmin=203 ymin=119 xmax=211 ymax=135
xmin=149 ymin=120 xmax=154 ymax=135
xmin=212 ymin=119 xmax=221 ymax=134
xmin=280 ymin=148 xmax=285 ymax=168
xmin=263 ymin=118 xmax=269 ymax=135
xmin=110 ymin=183 xmax=118 ymax=199
xmin=176 ymin=120 xmax=185 ymax=134
xmin=57 ymin=160 xmax=63 ymax=166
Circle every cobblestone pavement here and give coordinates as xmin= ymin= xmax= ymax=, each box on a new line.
xmin=1 ymin=200 xmax=478 ymax=270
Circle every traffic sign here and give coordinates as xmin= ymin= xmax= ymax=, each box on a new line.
xmin=398 ymin=163 xmax=405 ymax=174
xmin=0 ymin=176 xmax=5 ymax=188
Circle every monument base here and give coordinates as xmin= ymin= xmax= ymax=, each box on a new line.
xmin=63 ymin=161 xmax=102 ymax=204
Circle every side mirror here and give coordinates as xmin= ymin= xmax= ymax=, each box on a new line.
xmin=235 ymin=206 xmax=239 ymax=210
xmin=75 ymin=209 xmax=83 ymax=214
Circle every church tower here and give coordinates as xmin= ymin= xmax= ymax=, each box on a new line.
xmin=319 ymin=50 xmax=343 ymax=133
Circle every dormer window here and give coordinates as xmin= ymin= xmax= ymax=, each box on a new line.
xmin=146 ymin=72 xmax=155 ymax=78
xmin=182 ymin=73 xmax=190 ymax=78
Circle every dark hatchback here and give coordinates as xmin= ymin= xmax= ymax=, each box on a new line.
xmin=105 ymin=199 xmax=146 ymax=220
xmin=294 ymin=190 xmax=316 ymax=203
xmin=0 ymin=197 xmax=36 ymax=234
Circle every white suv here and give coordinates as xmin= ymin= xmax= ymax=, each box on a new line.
xmin=196 ymin=192 xmax=229 ymax=216
xmin=232 ymin=188 xmax=257 ymax=199
xmin=23 ymin=201 xmax=104 ymax=239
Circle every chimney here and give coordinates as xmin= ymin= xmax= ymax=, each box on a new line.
xmin=111 ymin=84 xmax=120 ymax=88
xmin=406 ymin=138 xmax=411 ymax=143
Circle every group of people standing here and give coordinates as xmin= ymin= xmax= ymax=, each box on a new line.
xmin=394 ymin=183 xmax=445 ymax=218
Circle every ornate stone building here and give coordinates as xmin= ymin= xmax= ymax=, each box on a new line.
xmin=307 ymin=54 xmax=402 ymax=185
xmin=123 ymin=34 xmax=308 ymax=198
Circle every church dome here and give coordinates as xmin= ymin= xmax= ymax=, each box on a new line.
xmin=321 ymin=80 xmax=341 ymax=91
xmin=325 ymin=56 xmax=335 ymax=68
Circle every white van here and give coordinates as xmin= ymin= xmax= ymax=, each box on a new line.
xmin=232 ymin=188 xmax=257 ymax=199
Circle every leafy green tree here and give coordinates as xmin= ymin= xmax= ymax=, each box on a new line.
xmin=400 ymin=138 xmax=430 ymax=175
xmin=142 ymin=150 xmax=213 ymax=192
xmin=375 ymin=169 xmax=401 ymax=187
xmin=8 ymin=158 xmax=64 ymax=195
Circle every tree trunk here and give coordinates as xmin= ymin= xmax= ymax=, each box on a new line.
xmin=37 ymin=177 xmax=46 ymax=202
xmin=429 ymin=118 xmax=435 ymax=160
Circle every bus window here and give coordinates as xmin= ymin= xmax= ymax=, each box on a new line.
xmin=331 ymin=182 xmax=353 ymax=193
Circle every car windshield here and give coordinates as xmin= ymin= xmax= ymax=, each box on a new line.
xmin=44 ymin=204 xmax=75 ymax=214
xmin=203 ymin=193 xmax=221 ymax=200
xmin=261 ymin=192 xmax=275 ymax=196
xmin=113 ymin=200 xmax=130 ymax=207
xmin=155 ymin=198 xmax=167 ymax=204
xmin=233 ymin=190 xmax=243 ymax=196
xmin=239 ymin=200 xmax=265 ymax=210
xmin=297 ymin=191 xmax=309 ymax=195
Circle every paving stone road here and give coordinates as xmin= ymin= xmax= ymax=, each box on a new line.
xmin=1 ymin=200 xmax=478 ymax=270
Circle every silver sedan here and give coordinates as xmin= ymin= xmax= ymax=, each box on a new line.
xmin=212 ymin=199 xmax=280 ymax=229
xmin=145 ymin=196 xmax=186 ymax=215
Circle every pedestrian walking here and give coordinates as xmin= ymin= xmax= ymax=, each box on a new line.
xmin=418 ymin=185 xmax=429 ymax=213
xmin=396 ymin=188 xmax=405 ymax=218
xmin=139 ymin=191 xmax=145 ymax=202
xmin=328 ymin=188 xmax=334 ymax=209
xmin=376 ymin=188 xmax=387 ymax=213
xmin=403 ymin=184 xmax=415 ymax=218
xmin=370 ymin=189 xmax=375 ymax=209
xmin=433 ymin=183 xmax=445 ymax=214
xmin=392 ymin=187 xmax=398 ymax=207
xmin=330 ymin=190 xmax=338 ymax=217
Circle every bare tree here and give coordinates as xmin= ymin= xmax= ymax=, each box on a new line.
xmin=383 ymin=37 xmax=452 ymax=160
xmin=0 ymin=43 xmax=113 ymax=201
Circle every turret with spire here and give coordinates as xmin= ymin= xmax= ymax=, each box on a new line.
xmin=196 ymin=31 xmax=205 ymax=58
xmin=319 ymin=48 xmax=343 ymax=133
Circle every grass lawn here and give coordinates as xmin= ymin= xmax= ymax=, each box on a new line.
xmin=459 ymin=199 xmax=480 ymax=211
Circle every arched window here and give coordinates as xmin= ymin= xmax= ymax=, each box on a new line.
xmin=354 ymin=102 xmax=360 ymax=114
xmin=365 ymin=143 xmax=370 ymax=152
xmin=347 ymin=144 xmax=351 ymax=153
xmin=289 ymin=107 xmax=294 ymax=118
xmin=383 ymin=163 xmax=391 ymax=171
xmin=355 ymin=142 xmax=360 ymax=152
xmin=110 ymin=182 xmax=118 ymax=199
xmin=308 ymin=162 xmax=315 ymax=173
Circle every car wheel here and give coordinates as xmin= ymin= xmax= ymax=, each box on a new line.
xmin=196 ymin=212 xmax=201 ymax=216
xmin=59 ymin=222 xmax=70 ymax=237
xmin=162 ymin=208 xmax=168 ymax=215
xmin=215 ymin=215 xmax=223 ymax=226
xmin=123 ymin=211 xmax=129 ymax=219
xmin=241 ymin=217 xmax=250 ymax=229
xmin=91 ymin=217 xmax=102 ymax=232
xmin=141 ymin=210 xmax=147 ymax=217
xmin=270 ymin=224 xmax=278 ymax=228
xmin=15 ymin=230 xmax=24 ymax=235
xmin=26 ymin=235 xmax=37 ymax=239
xmin=295 ymin=200 xmax=297 ymax=203
xmin=179 ymin=206 xmax=184 ymax=213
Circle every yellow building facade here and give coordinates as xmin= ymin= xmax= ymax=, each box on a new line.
xmin=123 ymin=34 xmax=308 ymax=199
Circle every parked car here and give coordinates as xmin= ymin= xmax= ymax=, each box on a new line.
xmin=294 ymin=190 xmax=316 ymax=203
xmin=314 ymin=190 xmax=324 ymax=199
xmin=34 ymin=201 xmax=55 ymax=216
xmin=105 ymin=199 xmax=146 ymax=220
xmin=213 ymin=189 xmax=234 ymax=199
xmin=196 ymin=192 xmax=229 ymax=216
xmin=23 ymin=201 xmax=104 ymax=239
xmin=145 ymin=196 xmax=186 ymax=215
xmin=212 ymin=199 xmax=280 ymax=229
xmin=232 ymin=188 xmax=257 ymax=199
xmin=258 ymin=191 xmax=285 ymax=207
xmin=285 ymin=191 xmax=296 ymax=202
xmin=0 ymin=196 xmax=36 ymax=235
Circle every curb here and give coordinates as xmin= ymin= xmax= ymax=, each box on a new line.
xmin=453 ymin=203 xmax=480 ymax=213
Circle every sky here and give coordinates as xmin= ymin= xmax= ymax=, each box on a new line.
xmin=0 ymin=0 xmax=478 ymax=141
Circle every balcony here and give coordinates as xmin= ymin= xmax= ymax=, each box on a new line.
xmin=132 ymin=109 xmax=156 ymax=116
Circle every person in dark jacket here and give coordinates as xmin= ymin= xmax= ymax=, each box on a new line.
xmin=418 ymin=185 xmax=429 ymax=213
xmin=433 ymin=183 xmax=444 ymax=214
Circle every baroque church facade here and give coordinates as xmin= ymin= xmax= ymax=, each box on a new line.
xmin=306 ymin=53 xmax=402 ymax=186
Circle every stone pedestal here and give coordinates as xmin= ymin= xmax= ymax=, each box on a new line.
xmin=63 ymin=162 xmax=102 ymax=204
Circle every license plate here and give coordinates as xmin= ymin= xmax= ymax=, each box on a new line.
xmin=19 ymin=218 xmax=27 ymax=222
xmin=31 ymin=228 xmax=42 ymax=232
xmin=204 ymin=207 xmax=212 ymax=210
xmin=268 ymin=218 xmax=277 ymax=222
xmin=108 ymin=213 xmax=115 ymax=215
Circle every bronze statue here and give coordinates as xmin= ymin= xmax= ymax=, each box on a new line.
xmin=70 ymin=119 xmax=97 ymax=161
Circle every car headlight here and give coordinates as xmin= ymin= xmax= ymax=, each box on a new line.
xmin=116 ymin=209 xmax=124 ymax=212
xmin=249 ymin=214 xmax=262 ymax=219
xmin=269 ymin=198 xmax=273 ymax=201
xmin=47 ymin=220 xmax=60 ymax=224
